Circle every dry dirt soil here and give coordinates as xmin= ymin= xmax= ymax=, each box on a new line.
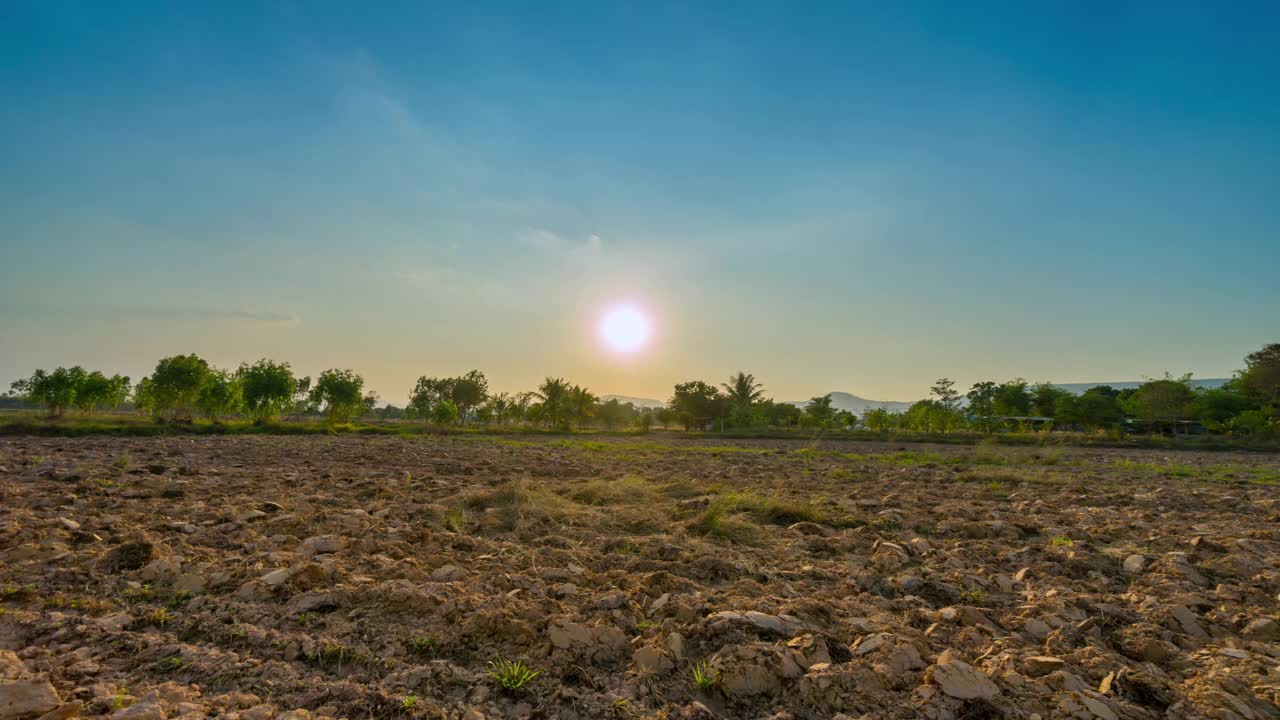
xmin=2 ymin=434 xmax=1279 ymax=720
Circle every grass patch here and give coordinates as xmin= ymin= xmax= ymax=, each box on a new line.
xmin=486 ymin=656 xmax=540 ymax=692
xmin=567 ymin=475 xmax=655 ymax=506
xmin=691 ymin=659 xmax=720 ymax=692
xmin=306 ymin=641 xmax=387 ymax=672
xmin=462 ymin=478 xmax=577 ymax=531
xmin=1111 ymin=459 xmax=1280 ymax=485
xmin=690 ymin=495 xmax=766 ymax=545
xmin=406 ymin=637 xmax=436 ymax=658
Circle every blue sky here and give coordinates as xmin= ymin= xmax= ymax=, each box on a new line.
xmin=3 ymin=2 xmax=1278 ymax=402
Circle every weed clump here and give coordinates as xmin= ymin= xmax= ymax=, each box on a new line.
xmin=486 ymin=656 xmax=540 ymax=692
xmin=691 ymin=659 xmax=720 ymax=691
xmin=568 ymin=475 xmax=655 ymax=506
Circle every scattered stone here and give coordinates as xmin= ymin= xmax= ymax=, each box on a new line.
xmin=430 ymin=565 xmax=466 ymax=582
xmin=0 ymin=680 xmax=61 ymax=720
xmin=297 ymin=536 xmax=342 ymax=558
xmin=927 ymin=651 xmax=998 ymax=700
xmin=667 ymin=632 xmax=686 ymax=661
xmin=106 ymin=541 xmax=155 ymax=572
xmin=139 ymin=559 xmax=180 ymax=583
xmin=1170 ymin=605 xmax=1207 ymax=638
xmin=260 ymin=569 xmax=291 ymax=588
xmin=287 ymin=592 xmax=339 ymax=613
xmin=633 ymin=645 xmax=673 ymax=674
xmin=1242 ymin=617 xmax=1279 ymax=641
xmin=1023 ymin=656 xmax=1067 ymax=677
xmin=1122 ymin=554 xmax=1145 ymax=573
xmin=56 ymin=518 xmax=80 ymax=532
xmin=706 ymin=611 xmax=808 ymax=638
xmin=1022 ymin=618 xmax=1050 ymax=639
xmin=35 ymin=701 xmax=81 ymax=720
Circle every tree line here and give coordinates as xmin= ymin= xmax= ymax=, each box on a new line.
xmin=6 ymin=343 xmax=1279 ymax=438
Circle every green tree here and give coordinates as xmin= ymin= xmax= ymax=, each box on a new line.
xmin=596 ymin=398 xmax=634 ymax=429
xmin=293 ymin=376 xmax=314 ymax=415
xmin=992 ymin=379 xmax=1031 ymax=416
xmin=535 ymin=377 xmax=572 ymax=428
xmin=1189 ymin=383 xmax=1252 ymax=429
xmin=309 ymin=369 xmax=366 ymax=423
xmin=9 ymin=367 xmax=86 ymax=417
xmin=930 ymin=378 xmax=961 ymax=411
xmin=834 ymin=409 xmax=859 ymax=429
xmin=147 ymin=355 xmax=212 ymax=419
xmin=509 ymin=392 xmax=536 ymax=424
xmin=73 ymin=371 xmax=131 ymax=414
xmin=1052 ymin=387 xmax=1123 ymax=430
xmin=861 ymin=407 xmax=894 ymax=431
xmin=722 ymin=372 xmax=765 ymax=408
xmin=1239 ymin=343 xmax=1280 ymax=407
xmin=966 ymin=381 xmax=998 ymax=432
xmin=484 ymin=392 xmax=513 ymax=425
xmin=238 ymin=359 xmax=297 ymax=422
xmin=1029 ymin=383 xmax=1070 ymax=418
xmin=669 ymin=381 xmax=724 ymax=431
xmin=196 ymin=369 xmax=243 ymax=422
xmin=1126 ymin=375 xmax=1196 ymax=428
xmin=803 ymin=394 xmax=835 ymax=426
xmin=760 ymin=399 xmax=801 ymax=427
xmin=430 ymin=399 xmax=459 ymax=425
xmin=408 ymin=376 xmax=455 ymax=420
xmin=451 ymin=370 xmax=489 ymax=423
xmin=567 ymin=385 xmax=598 ymax=429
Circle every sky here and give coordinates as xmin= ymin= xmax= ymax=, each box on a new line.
xmin=3 ymin=2 xmax=1278 ymax=404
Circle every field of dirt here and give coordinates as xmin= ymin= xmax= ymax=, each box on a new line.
xmin=2 ymin=434 xmax=1279 ymax=720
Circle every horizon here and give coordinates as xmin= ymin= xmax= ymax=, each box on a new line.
xmin=3 ymin=3 xmax=1278 ymax=402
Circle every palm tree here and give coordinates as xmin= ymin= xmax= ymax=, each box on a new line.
xmin=487 ymin=392 xmax=511 ymax=425
xmin=535 ymin=377 xmax=570 ymax=428
xmin=568 ymin=385 xmax=598 ymax=429
xmin=722 ymin=371 xmax=765 ymax=408
xmin=510 ymin=392 xmax=536 ymax=424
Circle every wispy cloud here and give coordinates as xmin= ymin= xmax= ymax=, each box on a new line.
xmin=518 ymin=228 xmax=604 ymax=257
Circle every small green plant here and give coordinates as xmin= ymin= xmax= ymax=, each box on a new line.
xmin=400 ymin=695 xmax=417 ymax=711
xmin=111 ymin=689 xmax=131 ymax=710
xmin=113 ymin=452 xmax=131 ymax=471
xmin=1051 ymin=535 xmax=1073 ymax=547
xmin=166 ymin=590 xmax=191 ymax=608
xmin=486 ymin=656 xmax=541 ymax=692
xmin=691 ymin=659 xmax=720 ymax=691
xmin=406 ymin=637 xmax=436 ymax=658
xmin=162 ymin=656 xmax=185 ymax=673
xmin=633 ymin=620 xmax=657 ymax=631
xmin=443 ymin=509 xmax=467 ymax=534
xmin=147 ymin=607 xmax=171 ymax=627
xmin=959 ymin=588 xmax=988 ymax=604
xmin=0 ymin=583 xmax=36 ymax=601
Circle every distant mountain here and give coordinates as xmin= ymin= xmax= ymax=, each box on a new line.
xmin=1053 ymin=378 xmax=1229 ymax=394
xmin=786 ymin=391 xmax=915 ymax=415
xmin=602 ymin=391 xmax=916 ymax=413
xmin=599 ymin=394 xmax=667 ymax=409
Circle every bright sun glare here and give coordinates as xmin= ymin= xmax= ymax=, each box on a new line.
xmin=599 ymin=305 xmax=652 ymax=354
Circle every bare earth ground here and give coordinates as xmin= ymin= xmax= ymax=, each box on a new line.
xmin=2 ymin=435 xmax=1279 ymax=720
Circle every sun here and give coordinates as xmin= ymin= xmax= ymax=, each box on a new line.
xmin=599 ymin=304 xmax=652 ymax=354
